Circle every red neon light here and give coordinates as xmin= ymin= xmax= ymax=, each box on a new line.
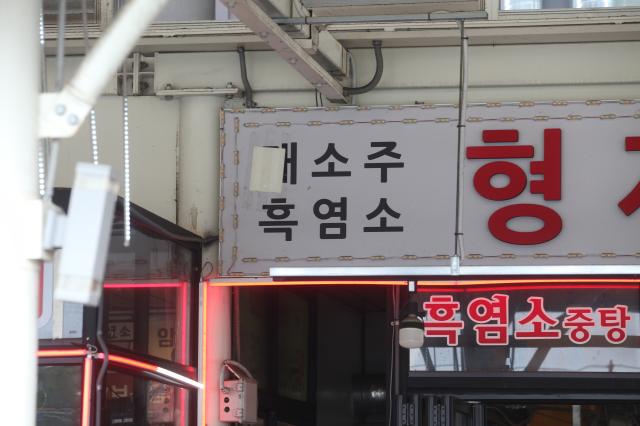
xmin=103 ymin=282 xmax=184 ymax=289
xmin=418 ymin=284 xmax=640 ymax=293
xmin=202 ymin=283 xmax=208 ymax=426
xmin=38 ymin=349 xmax=88 ymax=358
xmin=82 ymin=357 xmax=93 ymax=426
xmin=180 ymin=281 xmax=188 ymax=426
xmin=208 ymin=280 xmax=405 ymax=287
xmin=418 ymin=278 xmax=640 ymax=286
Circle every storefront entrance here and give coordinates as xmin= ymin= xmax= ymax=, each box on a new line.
xmin=405 ymin=278 xmax=640 ymax=426
xmin=419 ymin=397 xmax=640 ymax=426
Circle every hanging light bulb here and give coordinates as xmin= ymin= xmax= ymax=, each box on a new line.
xmin=399 ymin=301 xmax=424 ymax=349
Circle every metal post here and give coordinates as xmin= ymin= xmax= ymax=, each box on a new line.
xmin=572 ymin=405 xmax=581 ymax=426
xmin=453 ymin=21 xmax=469 ymax=268
xmin=0 ymin=1 xmax=40 ymax=424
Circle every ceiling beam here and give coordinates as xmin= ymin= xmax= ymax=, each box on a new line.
xmin=221 ymin=0 xmax=347 ymax=102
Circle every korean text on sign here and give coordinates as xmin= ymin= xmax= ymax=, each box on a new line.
xmin=422 ymin=294 xmax=632 ymax=346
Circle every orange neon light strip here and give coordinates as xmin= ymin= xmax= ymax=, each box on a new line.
xmin=208 ymin=280 xmax=406 ymax=287
xmin=107 ymin=354 xmax=159 ymax=372
xmin=38 ymin=349 xmax=88 ymax=358
xmin=208 ymin=278 xmax=640 ymax=288
xmin=81 ymin=357 xmax=93 ymax=426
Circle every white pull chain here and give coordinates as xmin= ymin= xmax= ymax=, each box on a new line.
xmin=38 ymin=10 xmax=47 ymax=197
xmin=122 ymin=63 xmax=131 ymax=247
xmin=38 ymin=142 xmax=46 ymax=197
xmin=90 ymin=110 xmax=99 ymax=165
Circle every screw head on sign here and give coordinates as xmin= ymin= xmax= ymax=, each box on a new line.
xmin=67 ymin=114 xmax=79 ymax=126
xmin=55 ymin=104 xmax=66 ymax=115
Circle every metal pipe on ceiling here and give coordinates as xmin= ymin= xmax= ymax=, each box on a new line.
xmin=271 ymin=10 xmax=488 ymax=25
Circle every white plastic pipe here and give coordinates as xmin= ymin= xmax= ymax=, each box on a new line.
xmin=0 ymin=1 xmax=40 ymax=424
xmin=454 ymin=21 xmax=469 ymax=261
xmin=69 ymin=0 xmax=170 ymax=107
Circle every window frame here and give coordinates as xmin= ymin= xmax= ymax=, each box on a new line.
xmin=491 ymin=0 xmax=640 ymax=20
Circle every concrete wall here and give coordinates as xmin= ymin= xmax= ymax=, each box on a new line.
xmin=48 ymin=40 xmax=640 ymax=268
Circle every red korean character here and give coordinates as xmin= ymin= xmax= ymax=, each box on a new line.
xmin=467 ymin=294 xmax=509 ymax=345
xmin=467 ymin=130 xmax=532 ymax=202
xmin=597 ymin=305 xmax=631 ymax=344
xmin=488 ymin=203 xmax=562 ymax=245
xmin=561 ymin=307 xmax=595 ymax=344
xmin=514 ymin=296 xmax=561 ymax=340
xmin=423 ymin=295 xmax=464 ymax=346
xmin=618 ymin=136 xmax=640 ymax=216
xmin=466 ymin=129 xmax=563 ymax=245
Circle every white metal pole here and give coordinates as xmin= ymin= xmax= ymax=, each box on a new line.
xmin=70 ymin=0 xmax=170 ymax=107
xmin=0 ymin=0 xmax=40 ymax=424
xmin=453 ymin=21 xmax=469 ymax=267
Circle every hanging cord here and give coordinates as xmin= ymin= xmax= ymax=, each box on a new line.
xmin=122 ymin=59 xmax=132 ymax=247
xmin=94 ymin=294 xmax=109 ymax=426
xmin=237 ymin=47 xmax=256 ymax=108
xmin=38 ymin=8 xmax=48 ymax=198
xmin=343 ymin=40 xmax=383 ymax=97
xmin=347 ymin=49 xmax=357 ymax=105
xmin=82 ymin=0 xmax=99 ymax=165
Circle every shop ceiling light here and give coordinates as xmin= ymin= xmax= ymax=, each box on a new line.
xmin=399 ymin=301 xmax=424 ymax=349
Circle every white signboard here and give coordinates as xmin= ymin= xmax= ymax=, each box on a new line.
xmin=219 ymin=101 xmax=640 ymax=277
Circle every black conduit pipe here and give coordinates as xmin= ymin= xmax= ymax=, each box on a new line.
xmin=237 ymin=47 xmax=256 ymax=108
xmin=343 ymin=40 xmax=383 ymax=97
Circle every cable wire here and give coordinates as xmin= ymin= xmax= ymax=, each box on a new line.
xmin=347 ymin=49 xmax=357 ymax=105
xmin=237 ymin=47 xmax=256 ymax=108
xmin=343 ymin=40 xmax=383 ymax=97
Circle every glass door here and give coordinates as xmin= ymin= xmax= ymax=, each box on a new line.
xmin=484 ymin=403 xmax=640 ymax=426
xmin=424 ymin=396 xmax=484 ymax=426
xmin=420 ymin=399 xmax=640 ymax=426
